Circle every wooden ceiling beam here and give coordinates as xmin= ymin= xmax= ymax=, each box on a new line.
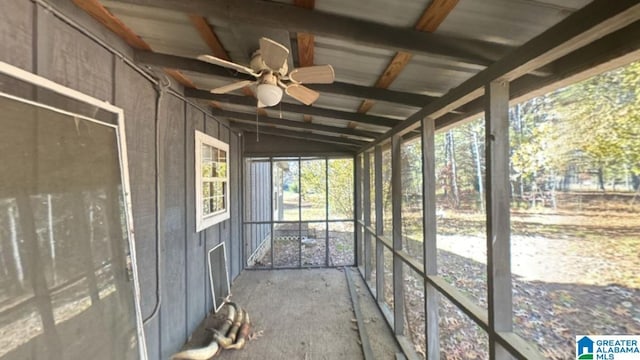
xmin=106 ymin=0 xmax=515 ymax=66
xmin=212 ymin=109 xmax=380 ymax=139
xmin=186 ymin=89 xmax=401 ymax=128
xmin=188 ymin=15 xmax=231 ymax=61
xmin=357 ymin=0 xmax=458 ymax=114
xmin=134 ymin=51 xmax=434 ymax=107
xmin=72 ymin=0 xmax=197 ymax=88
xmin=415 ymin=0 xmax=460 ymax=32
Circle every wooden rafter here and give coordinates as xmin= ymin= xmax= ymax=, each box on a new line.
xmin=357 ymin=0 xmax=459 ymax=114
xmin=188 ymin=15 xmax=231 ymax=61
xmin=107 ymin=0 xmax=512 ymax=66
xmin=293 ymin=0 xmax=315 ymax=124
xmin=415 ymin=0 xmax=460 ymax=32
xmin=71 ymin=0 xmax=196 ymax=88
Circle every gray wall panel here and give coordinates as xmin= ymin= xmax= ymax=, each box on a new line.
xmin=114 ymin=59 xmax=160 ymax=359
xmin=185 ymin=104 xmax=206 ymax=335
xmin=0 ymin=0 xmax=33 ymax=71
xmin=44 ymin=14 xmax=114 ymax=103
xmin=160 ymin=94 xmax=187 ymax=359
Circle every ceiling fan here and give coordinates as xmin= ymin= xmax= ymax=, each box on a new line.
xmin=198 ymin=37 xmax=335 ymax=108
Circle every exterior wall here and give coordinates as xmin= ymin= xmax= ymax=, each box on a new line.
xmin=0 ymin=1 xmax=243 ymax=358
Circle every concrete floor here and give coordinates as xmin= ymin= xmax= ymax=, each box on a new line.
xmin=178 ymin=268 xmax=400 ymax=360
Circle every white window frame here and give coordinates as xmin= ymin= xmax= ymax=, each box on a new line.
xmin=195 ymin=130 xmax=230 ymax=231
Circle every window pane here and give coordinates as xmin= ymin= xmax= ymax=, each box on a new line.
xmin=382 ymin=147 xmax=392 ymax=236
xmin=401 ymin=134 xmax=423 ymax=264
xmin=301 ymin=222 xmax=326 ymax=266
xmin=203 ymin=199 xmax=210 ymax=215
xmin=436 ymin=118 xmax=487 ymax=310
xmin=273 ymin=222 xmax=300 ymax=267
xmin=328 ymin=158 xmax=353 ymax=220
xmin=510 ymin=63 xmax=640 ymax=358
xmin=328 ymin=221 xmax=354 ymax=266
xmin=274 ymin=159 xmax=299 ymax=221
xmin=244 ymin=223 xmax=271 ymax=268
xmin=439 ymin=295 xmax=488 ymax=359
xmin=202 ymin=162 xmax=212 ymax=178
xmin=301 ymin=159 xmax=326 ymax=221
xmin=201 ymin=143 xmax=211 ymax=162
xmin=403 ymin=265 xmax=425 ymax=359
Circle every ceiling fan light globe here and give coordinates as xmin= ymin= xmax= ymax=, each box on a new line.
xmin=256 ymin=83 xmax=283 ymax=107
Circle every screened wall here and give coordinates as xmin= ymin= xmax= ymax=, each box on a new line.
xmin=243 ymin=156 xmax=355 ymax=269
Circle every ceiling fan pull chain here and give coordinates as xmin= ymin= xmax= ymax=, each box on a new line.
xmin=256 ymin=110 xmax=259 ymax=142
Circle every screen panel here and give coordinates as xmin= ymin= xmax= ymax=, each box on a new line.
xmin=0 ymin=63 xmax=145 ymax=360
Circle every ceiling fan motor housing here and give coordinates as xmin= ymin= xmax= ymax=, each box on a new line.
xmin=250 ymin=51 xmax=288 ymax=77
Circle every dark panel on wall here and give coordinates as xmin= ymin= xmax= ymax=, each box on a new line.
xmin=203 ymin=117 xmax=220 ymax=313
xmin=40 ymin=11 xmax=113 ymax=103
xmin=0 ymin=0 xmax=33 ymax=94
xmin=160 ymin=94 xmax=187 ymax=359
xmin=219 ymin=125 xmax=232 ymax=278
xmin=229 ymin=131 xmax=242 ymax=279
xmin=185 ymin=104 xmax=206 ymax=334
xmin=114 ymin=60 xmax=160 ymax=360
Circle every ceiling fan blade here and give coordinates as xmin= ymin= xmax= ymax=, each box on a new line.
xmin=210 ymin=80 xmax=255 ymax=94
xmin=259 ymin=37 xmax=290 ymax=70
xmin=285 ymin=84 xmax=320 ymax=106
xmin=197 ymin=55 xmax=259 ymax=77
xmin=289 ymin=65 xmax=335 ymax=84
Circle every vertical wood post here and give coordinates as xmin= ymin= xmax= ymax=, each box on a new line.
xmin=374 ymin=145 xmax=384 ymax=303
xmin=391 ymin=134 xmax=404 ymax=334
xmin=485 ymin=80 xmax=513 ymax=359
xmin=363 ymin=152 xmax=372 ymax=280
xmin=421 ymin=117 xmax=440 ymax=359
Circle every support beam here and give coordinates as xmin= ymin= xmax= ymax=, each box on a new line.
xmin=107 ymin=0 xmax=514 ymax=66
xmin=362 ymin=0 xmax=640 ymax=151
xmin=363 ymin=152 xmax=372 ymax=281
xmin=231 ymin=122 xmax=364 ymax=147
xmin=355 ymin=155 xmax=363 ymax=269
xmin=391 ymin=134 xmax=404 ymax=335
xmin=216 ymin=109 xmax=379 ymax=139
xmin=434 ymin=20 xmax=640 ymax=131
xmin=357 ymin=0 xmax=458 ymax=114
xmin=421 ymin=117 xmax=440 ymax=359
xmin=374 ymin=145 xmax=384 ymax=304
xmin=485 ymin=80 xmax=512 ymax=359
xmin=187 ymin=89 xmax=401 ymax=128
xmin=134 ymin=51 xmax=434 ymax=107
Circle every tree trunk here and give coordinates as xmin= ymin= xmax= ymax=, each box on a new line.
xmin=472 ymin=130 xmax=484 ymax=210
xmin=597 ymin=167 xmax=605 ymax=192
xmin=445 ymin=131 xmax=460 ymax=208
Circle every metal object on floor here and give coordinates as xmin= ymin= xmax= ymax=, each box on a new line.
xmin=172 ymin=303 xmax=252 ymax=359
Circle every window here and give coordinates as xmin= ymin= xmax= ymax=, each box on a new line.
xmin=196 ymin=131 xmax=230 ymax=231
